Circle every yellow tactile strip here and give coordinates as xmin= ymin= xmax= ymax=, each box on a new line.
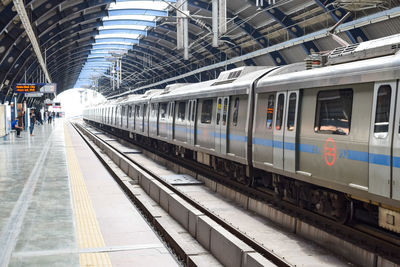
xmin=64 ymin=124 xmax=112 ymax=267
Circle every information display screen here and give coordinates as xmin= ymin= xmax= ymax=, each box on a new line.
xmin=14 ymin=84 xmax=38 ymax=93
xmin=14 ymin=83 xmax=57 ymax=94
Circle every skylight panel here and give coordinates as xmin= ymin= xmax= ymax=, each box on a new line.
xmin=92 ymin=44 xmax=133 ymax=50
xmin=95 ymin=33 xmax=141 ymax=40
xmin=91 ymin=49 xmax=129 ymax=54
xmin=102 ymin=15 xmax=156 ymax=21
xmin=103 ymin=20 xmax=156 ymax=27
xmin=109 ymin=1 xmax=169 ymax=11
xmin=99 ymin=25 xmax=148 ymax=31
xmin=75 ymin=0 xmax=171 ymax=89
xmin=94 ymin=41 xmax=138 ymax=45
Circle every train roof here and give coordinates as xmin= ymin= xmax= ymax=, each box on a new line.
xmin=151 ymin=66 xmax=275 ymax=101
xmin=256 ymin=51 xmax=400 ymax=93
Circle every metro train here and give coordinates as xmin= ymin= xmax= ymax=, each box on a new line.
xmin=84 ymin=34 xmax=400 ymax=234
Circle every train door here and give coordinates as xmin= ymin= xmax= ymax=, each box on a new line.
xmin=142 ymin=104 xmax=147 ymax=133
xmin=187 ymin=100 xmax=197 ymax=145
xmin=121 ymin=106 xmax=124 ymax=128
xmin=167 ymin=102 xmax=175 ymax=139
xmin=283 ymin=90 xmax=299 ymax=172
xmin=369 ymin=81 xmax=397 ymax=198
xmin=215 ymin=97 xmax=229 ymax=154
xmin=127 ymin=106 xmax=131 ymax=128
xmin=273 ymin=92 xmax=287 ymax=169
xmin=393 ymin=80 xmax=400 ymax=200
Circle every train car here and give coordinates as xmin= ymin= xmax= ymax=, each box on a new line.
xmin=150 ymin=84 xmax=188 ymax=141
xmin=253 ymin=35 xmax=400 ymax=230
xmin=150 ymin=66 xmax=276 ymax=182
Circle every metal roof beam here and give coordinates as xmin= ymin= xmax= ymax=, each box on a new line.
xmin=188 ymin=0 xmax=284 ymax=65
xmin=250 ymin=1 xmax=319 ymax=54
xmin=13 ymin=0 xmax=51 ymax=83
xmin=314 ymin=0 xmax=368 ymax=43
xmin=114 ymin=6 xmax=400 ymax=98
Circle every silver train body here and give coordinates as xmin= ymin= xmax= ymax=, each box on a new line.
xmin=84 ymin=35 xmax=400 ymax=233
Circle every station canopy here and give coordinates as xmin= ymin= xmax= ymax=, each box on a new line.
xmin=0 ymin=0 xmax=400 ymax=103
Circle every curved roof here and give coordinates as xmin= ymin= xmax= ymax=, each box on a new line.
xmin=0 ymin=0 xmax=400 ymax=103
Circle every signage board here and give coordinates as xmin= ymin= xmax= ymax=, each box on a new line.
xmin=14 ymin=83 xmax=57 ymax=94
xmin=25 ymin=93 xmax=43 ymax=98
xmin=40 ymin=83 xmax=57 ymax=93
xmin=14 ymin=84 xmax=38 ymax=93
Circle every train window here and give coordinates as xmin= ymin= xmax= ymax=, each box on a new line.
xmin=275 ymin=94 xmax=285 ymax=131
xmin=201 ymin=99 xmax=213 ymax=124
xmin=121 ymin=106 xmax=125 ymax=125
xmin=177 ymin=102 xmax=186 ymax=121
xmin=168 ymin=102 xmax=174 ymax=119
xmin=374 ymin=85 xmax=391 ymax=136
xmin=150 ymin=103 xmax=158 ymax=118
xmin=143 ymin=104 xmax=147 ymax=118
xmin=287 ymin=93 xmax=297 ymax=131
xmin=314 ymin=89 xmax=353 ymax=135
xmin=160 ymin=102 xmax=168 ymax=119
xmin=216 ymin=98 xmax=222 ymax=125
xmin=222 ymin=98 xmax=228 ymax=126
xmin=134 ymin=105 xmax=139 ymax=118
xmin=129 ymin=106 xmax=133 ymax=118
xmin=266 ymin=95 xmax=275 ymax=129
xmin=191 ymin=101 xmax=196 ymax=122
xmin=233 ymin=98 xmax=239 ymax=126
xmin=188 ymin=101 xmax=192 ymax=122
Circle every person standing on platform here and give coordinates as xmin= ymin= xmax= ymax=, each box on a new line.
xmin=48 ymin=111 xmax=52 ymax=124
xmin=30 ymin=110 xmax=36 ymax=136
xmin=14 ymin=110 xmax=24 ymax=138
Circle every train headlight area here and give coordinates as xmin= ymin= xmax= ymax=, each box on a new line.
xmin=2 ymin=0 xmax=400 ymax=266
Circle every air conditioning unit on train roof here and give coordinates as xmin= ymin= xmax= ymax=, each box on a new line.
xmin=327 ymin=33 xmax=400 ymax=65
xmin=142 ymin=89 xmax=163 ymax=98
xmin=162 ymin=83 xmax=188 ymax=94
xmin=212 ymin=66 xmax=267 ymax=86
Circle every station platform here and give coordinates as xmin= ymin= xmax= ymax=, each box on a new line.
xmin=0 ymin=120 xmax=179 ymax=267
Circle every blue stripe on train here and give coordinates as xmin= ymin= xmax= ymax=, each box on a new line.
xmin=253 ymin=137 xmax=400 ymax=168
xmin=143 ymin=124 xmax=399 ymax=168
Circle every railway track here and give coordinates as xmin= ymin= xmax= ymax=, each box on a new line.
xmin=71 ymin=121 xmax=291 ymax=267
xmin=78 ymin=121 xmax=400 ymax=266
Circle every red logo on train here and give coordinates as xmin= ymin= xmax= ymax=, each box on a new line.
xmin=324 ymin=138 xmax=336 ymax=166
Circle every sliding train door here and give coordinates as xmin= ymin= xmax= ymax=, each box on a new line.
xmin=283 ymin=91 xmax=300 ymax=172
xmin=272 ymin=90 xmax=300 ymax=172
xmin=167 ymin=102 xmax=175 ymax=139
xmin=393 ymin=81 xmax=400 ymax=200
xmin=215 ymin=97 xmax=229 ymax=154
xmin=273 ymin=92 xmax=286 ymax=169
xmin=369 ymin=81 xmax=397 ymax=198
xmin=187 ymin=100 xmax=197 ymax=145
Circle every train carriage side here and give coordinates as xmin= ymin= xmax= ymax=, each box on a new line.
xmin=253 ymin=52 xmax=400 ymax=230
xmin=150 ymin=81 xmax=213 ymax=144
xmin=154 ymin=67 xmax=276 ymax=181
xmin=129 ymin=90 xmax=161 ymax=137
